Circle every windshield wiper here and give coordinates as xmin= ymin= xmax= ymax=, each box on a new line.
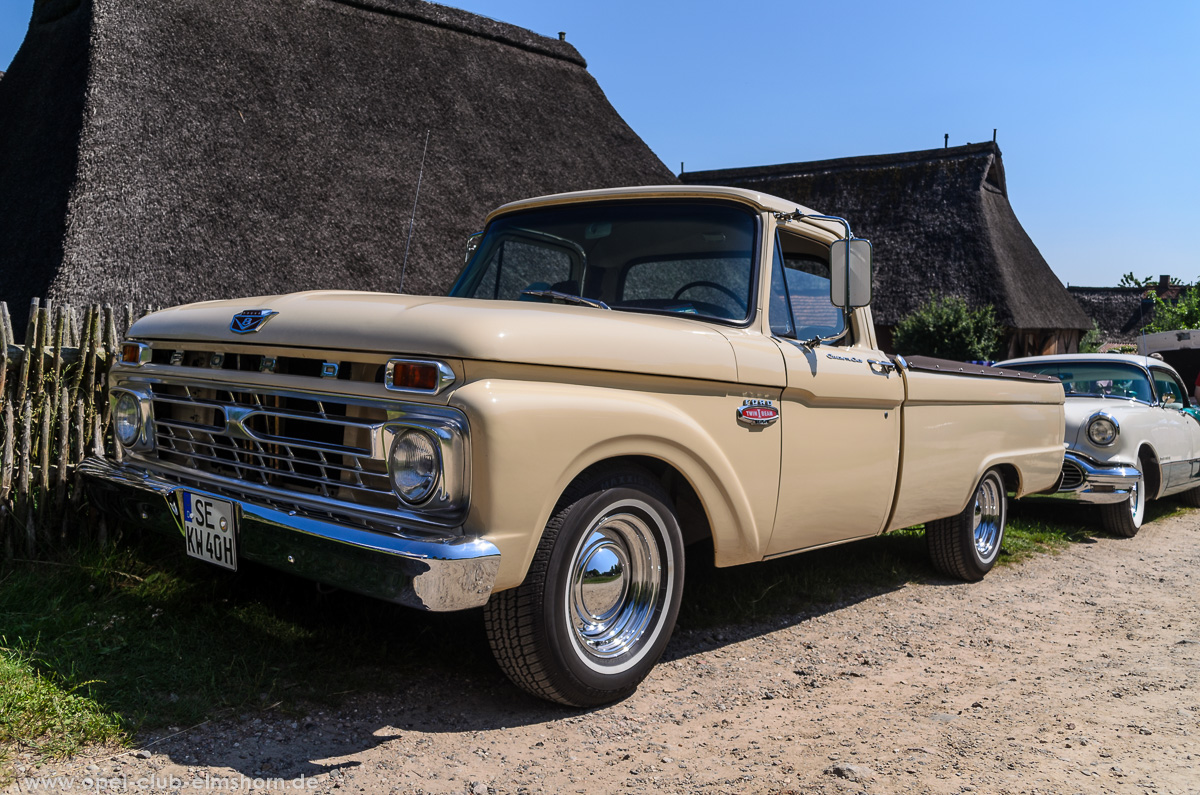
xmin=520 ymin=289 xmax=610 ymax=310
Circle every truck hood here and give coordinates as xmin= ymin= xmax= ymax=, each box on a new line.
xmin=128 ymin=291 xmax=739 ymax=382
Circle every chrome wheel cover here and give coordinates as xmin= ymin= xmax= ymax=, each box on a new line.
xmin=1128 ymin=473 xmax=1145 ymax=525
xmin=566 ymin=499 xmax=670 ymax=674
xmin=972 ymin=474 xmax=1004 ymax=564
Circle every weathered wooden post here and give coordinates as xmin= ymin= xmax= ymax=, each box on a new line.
xmin=0 ymin=399 xmax=14 ymax=560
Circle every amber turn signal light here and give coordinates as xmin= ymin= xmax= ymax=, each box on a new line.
xmin=391 ymin=361 xmax=439 ymax=391
xmin=120 ymin=342 xmax=148 ymax=365
xmin=384 ymin=358 xmax=454 ymax=394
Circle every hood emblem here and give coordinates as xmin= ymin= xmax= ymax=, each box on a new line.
xmin=230 ymin=309 xmax=278 ymax=334
xmin=737 ymin=399 xmax=779 ymax=426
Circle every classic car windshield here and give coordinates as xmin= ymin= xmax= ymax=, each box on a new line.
xmin=448 ymin=202 xmax=757 ymax=324
xmin=1003 ymin=361 xmax=1153 ymax=402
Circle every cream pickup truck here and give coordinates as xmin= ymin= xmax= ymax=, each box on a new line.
xmin=82 ymin=185 xmax=1065 ymax=706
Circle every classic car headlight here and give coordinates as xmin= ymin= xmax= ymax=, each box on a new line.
xmin=389 ymin=429 xmax=442 ymax=504
xmin=113 ymin=392 xmax=142 ymax=447
xmin=1086 ymin=414 xmax=1119 ymax=447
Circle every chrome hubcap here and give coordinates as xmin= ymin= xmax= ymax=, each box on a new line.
xmin=972 ymin=475 xmax=1004 ymax=563
xmin=568 ymin=507 xmax=663 ymax=664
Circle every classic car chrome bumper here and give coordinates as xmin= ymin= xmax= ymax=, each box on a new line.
xmin=78 ymin=457 xmax=500 ymax=612
xmin=1050 ymin=451 xmax=1141 ymax=504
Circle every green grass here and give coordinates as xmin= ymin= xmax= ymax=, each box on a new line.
xmin=0 ymin=498 xmax=1193 ymax=779
xmin=0 ymin=649 xmax=122 ymax=781
xmin=0 ymin=531 xmax=491 ymax=780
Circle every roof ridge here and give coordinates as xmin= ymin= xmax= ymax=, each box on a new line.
xmin=328 ymin=0 xmax=586 ymax=66
xmin=682 ymin=141 xmax=1000 ymax=181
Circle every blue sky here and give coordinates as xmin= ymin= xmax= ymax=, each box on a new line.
xmin=3 ymin=0 xmax=1197 ymax=288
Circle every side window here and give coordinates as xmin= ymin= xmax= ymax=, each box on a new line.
xmin=772 ymin=232 xmax=848 ymax=343
xmin=1152 ymin=369 xmax=1187 ymax=409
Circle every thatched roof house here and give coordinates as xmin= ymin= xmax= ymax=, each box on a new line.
xmin=0 ymin=0 xmax=675 ymax=332
xmin=1067 ymin=287 xmax=1153 ymax=349
xmin=681 ymin=143 xmax=1091 ymax=358
xmin=1068 ymin=277 xmax=1188 ymax=350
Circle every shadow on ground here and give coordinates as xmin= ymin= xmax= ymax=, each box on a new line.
xmin=6 ymin=495 xmax=1184 ymax=779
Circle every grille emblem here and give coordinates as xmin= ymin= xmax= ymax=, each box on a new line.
xmin=230 ymin=309 xmax=278 ymax=334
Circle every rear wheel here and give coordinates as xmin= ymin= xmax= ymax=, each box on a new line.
xmin=926 ymin=468 xmax=1007 ymax=581
xmin=1178 ymin=484 xmax=1200 ymax=508
xmin=484 ymin=466 xmax=684 ymax=706
xmin=1100 ymin=468 xmax=1145 ymax=537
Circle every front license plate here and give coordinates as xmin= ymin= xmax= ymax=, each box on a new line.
xmin=181 ymin=491 xmax=237 ymax=571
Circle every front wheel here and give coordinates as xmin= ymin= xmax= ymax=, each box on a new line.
xmin=926 ymin=468 xmax=1007 ymax=581
xmin=1099 ymin=468 xmax=1145 ymax=537
xmin=484 ymin=466 xmax=684 ymax=706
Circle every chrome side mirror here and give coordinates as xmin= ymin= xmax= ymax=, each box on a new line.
xmin=830 ymin=238 xmax=872 ymax=308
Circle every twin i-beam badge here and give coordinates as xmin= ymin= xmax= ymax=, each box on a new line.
xmin=230 ymin=309 xmax=278 ymax=334
xmin=737 ymin=398 xmax=779 ymax=426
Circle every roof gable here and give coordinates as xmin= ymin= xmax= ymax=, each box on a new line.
xmin=682 ymin=143 xmax=1090 ymax=332
xmin=0 ymin=0 xmax=676 ymax=330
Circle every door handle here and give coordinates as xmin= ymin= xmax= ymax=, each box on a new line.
xmin=868 ymin=359 xmax=896 ymax=376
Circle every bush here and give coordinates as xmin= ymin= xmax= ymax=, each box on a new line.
xmin=1079 ymin=320 xmax=1102 ymax=353
xmin=891 ymin=294 xmax=1003 ymax=362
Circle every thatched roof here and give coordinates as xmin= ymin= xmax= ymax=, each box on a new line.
xmin=0 ymin=0 xmax=675 ymax=332
xmin=1067 ymin=287 xmax=1153 ymax=347
xmin=680 ymin=143 xmax=1090 ymax=334
xmin=1068 ymin=279 xmax=1190 ymax=348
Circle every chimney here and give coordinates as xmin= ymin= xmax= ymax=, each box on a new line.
xmin=1159 ymin=275 xmax=1171 ymax=291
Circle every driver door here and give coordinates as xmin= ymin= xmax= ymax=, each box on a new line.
xmin=1149 ymin=366 xmax=1200 ymax=492
xmin=765 ymin=230 xmax=904 ymax=556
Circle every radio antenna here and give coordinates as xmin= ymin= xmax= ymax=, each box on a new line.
xmin=398 ymin=129 xmax=431 ymax=294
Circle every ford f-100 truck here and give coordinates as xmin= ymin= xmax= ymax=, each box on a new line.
xmin=82 ymin=185 xmax=1066 ymax=705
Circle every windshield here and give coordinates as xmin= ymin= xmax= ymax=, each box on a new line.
xmin=1003 ymin=361 xmax=1153 ymax=402
xmin=448 ymin=202 xmax=758 ymax=324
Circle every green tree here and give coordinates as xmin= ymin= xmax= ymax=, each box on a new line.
xmin=1121 ymin=273 xmax=1181 ymax=288
xmin=1078 ymin=320 xmax=1102 ymax=353
xmin=1147 ymin=283 xmax=1200 ymax=332
xmin=1118 ymin=272 xmax=1155 ymax=288
xmin=891 ymin=293 xmax=1003 ymax=362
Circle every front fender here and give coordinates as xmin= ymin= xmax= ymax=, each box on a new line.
xmin=451 ymin=377 xmax=781 ymax=591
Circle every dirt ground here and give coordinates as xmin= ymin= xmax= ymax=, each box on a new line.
xmin=9 ymin=510 xmax=1200 ymax=795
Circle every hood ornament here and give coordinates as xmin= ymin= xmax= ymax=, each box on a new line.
xmin=230 ymin=309 xmax=278 ymax=334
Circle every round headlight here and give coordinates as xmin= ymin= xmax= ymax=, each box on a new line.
xmin=389 ymin=429 xmax=441 ymax=504
xmin=1087 ymin=414 xmax=1118 ymax=446
xmin=114 ymin=392 xmax=141 ymax=447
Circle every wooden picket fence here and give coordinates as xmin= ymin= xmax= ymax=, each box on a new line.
xmin=0 ymin=298 xmax=153 ymax=559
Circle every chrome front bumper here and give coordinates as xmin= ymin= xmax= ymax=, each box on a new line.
xmin=1049 ymin=451 xmax=1141 ymax=505
xmin=79 ymin=457 xmax=500 ymax=611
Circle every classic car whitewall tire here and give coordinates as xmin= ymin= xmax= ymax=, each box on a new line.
xmin=1179 ymin=485 xmax=1200 ymax=508
xmin=484 ymin=466 xmax=685 ymax=707
xmin=1099 ymin=468 xmax=1145 ymax=537
xmin=925 ymin=469 xmax=1006 ymax=582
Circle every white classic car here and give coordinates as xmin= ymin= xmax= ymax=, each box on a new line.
xmin=997 ymin=353 xmax=1200 ymax=535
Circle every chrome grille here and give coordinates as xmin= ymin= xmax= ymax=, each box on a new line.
xmin=1058 ymin=459 xmax=1085 ymax=491
xmin=148 ymin=382 xmax=394 ymax=509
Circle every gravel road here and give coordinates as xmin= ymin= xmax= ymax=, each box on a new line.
xmin=10 ymin=509 xmax=1200 ymax=794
